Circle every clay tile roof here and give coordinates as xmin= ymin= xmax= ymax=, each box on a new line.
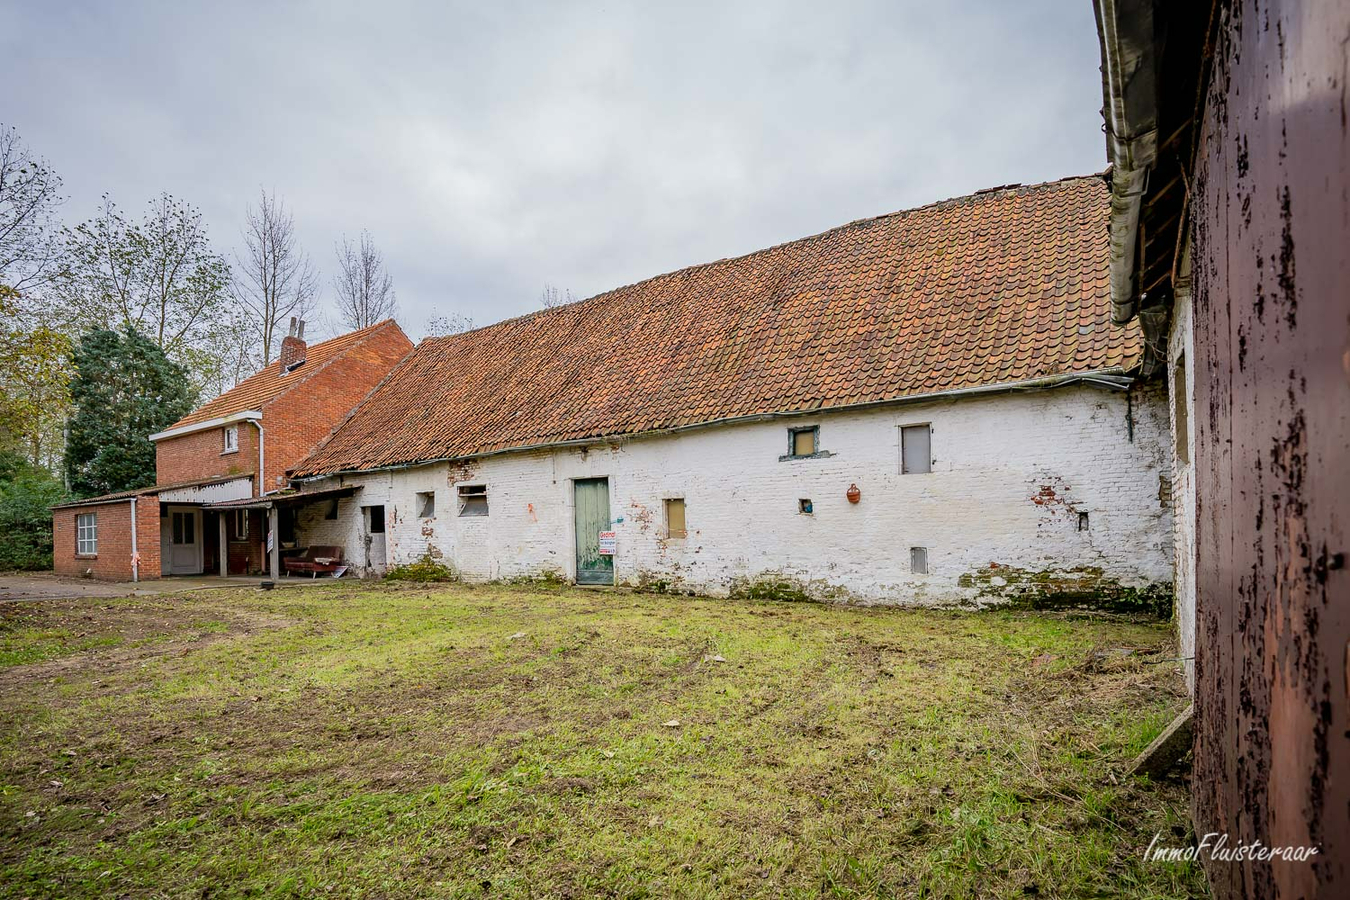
xmin=294 ymin=174 xmax=1139 ymax=477
xmin=167 ymin=320 xmax=405 ymax=429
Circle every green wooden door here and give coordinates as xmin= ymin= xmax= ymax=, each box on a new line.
xmin=574 ymin=478 xmax=613 ymax=585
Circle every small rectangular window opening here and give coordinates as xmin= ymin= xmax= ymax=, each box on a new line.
xmin=325 ymin=498 xmax=339 ymax=520
xmin=223 ymin=425 xmax=238 ymax=453
xmin=76 ymin=513 xmax=98 ymax=555
xmin=458 ymin=484 xmax=489 ymax=517
xmin=232 ymin=509 xmax=249 ymax=540
xmin=1173 ymin=354 xmax=1189 ymax=465
xmin=1078 ymin=511 xmax=1090 ymax=532
xmin=910 ymin=547 xmax=928 ymax=574
xmin=664 ymin=498 xmax=687 ymax=538
xmin=901 ymin=424 xmax=932 ymax=474
xmin=798 ymin=498 xmax=814 ymax=515
xmin=789 ymin=427 xmax=818 ymax=458
xmin=417 ymin=491 xmax=436 ymax=518
xmin=365 ymin=505 xmax=386 ymax=534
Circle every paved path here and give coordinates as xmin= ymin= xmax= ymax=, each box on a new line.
xmin=0 ymin=573 xmax=266 ymax=602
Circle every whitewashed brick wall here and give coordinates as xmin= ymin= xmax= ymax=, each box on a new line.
xmin=298 ymin=382 xmax=1174 ymax=606
xmin=1168 ymin=275 xmax=1198 ymax=690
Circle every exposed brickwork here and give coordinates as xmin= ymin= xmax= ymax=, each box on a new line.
xmin=52 ymin=495 xmax=160 ymax=581
xmin=153 ymin=321 xmax=412 ymax=495
xmin=155 ymin=426 xmax=258 ymax=491
xmin=278 ymin=334 xmax=307 ymax=372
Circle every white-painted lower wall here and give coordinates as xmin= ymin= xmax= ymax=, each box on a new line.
xmin=296 ymin=382 xmax=1174 ymax=606
xmin=1168 ymin=257 xmax=1198 ymax=691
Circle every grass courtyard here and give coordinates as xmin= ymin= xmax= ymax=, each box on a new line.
xmin=0 ymin=581 xmax=1203 ymax=898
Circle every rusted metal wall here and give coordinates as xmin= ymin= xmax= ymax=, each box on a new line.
xmin=1190 ymin=1 xmax=1350 ymax=896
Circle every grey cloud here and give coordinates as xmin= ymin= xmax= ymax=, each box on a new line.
xmin=1 ymin=0 xmax=1106 ymax=340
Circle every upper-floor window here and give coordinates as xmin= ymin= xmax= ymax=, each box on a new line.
xmin=76 ymin=512 xmax=98 ymax=555
xmin=223 ymin=425 xmax=239 ymax=454
xmin=900 ymin=424 xmax=932 ymax=474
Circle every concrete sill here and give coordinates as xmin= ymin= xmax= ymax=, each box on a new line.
xmin=74 ymin=554 xmax=98 ymax=560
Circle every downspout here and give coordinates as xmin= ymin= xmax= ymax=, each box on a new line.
xmin=1092 ymin=0 xmax=1158 ymax=323
xmin=250 ymin=418 xmax=267 ymax=496
xmin=130 ymin=497 xmax=139 ymax=583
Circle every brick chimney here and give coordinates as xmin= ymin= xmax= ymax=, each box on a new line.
xmin=278 ymin=318 xmax=307 ymax=373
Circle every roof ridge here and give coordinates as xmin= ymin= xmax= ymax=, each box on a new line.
xmin=422 ymin=172 xmax=1106 ymax=342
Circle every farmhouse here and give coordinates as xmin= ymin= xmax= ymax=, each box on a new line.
xmin=50 ymin=319 xmax=413 ymax=580
xmin=273 ymin=174 xmax=1174 ymax=605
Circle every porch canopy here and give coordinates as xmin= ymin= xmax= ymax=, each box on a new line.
xmin=206 ymin=485 xmax=361 ymax=579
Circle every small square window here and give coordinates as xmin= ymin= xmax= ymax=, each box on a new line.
xmin=910 ymin=547 xmax=928 ymax=574
xmin=458 ymin=484 xmax=488 ymax=517
xmin=664 ymin=498 xmax=687 ymax=538
xmin=76 ymin=513 xmax=98 ymax=555
xmin=223 ymin=425 xmax=239 ymax=453
xmin=798 ymin=498 xmax=814 ymax=515
xmin=790 ymin=427 xmax=817 ymax=458
xmin=901 ymin=424 xmax=932 ymax=474
xmin=417 ymin=491 xmax=436 ymax=518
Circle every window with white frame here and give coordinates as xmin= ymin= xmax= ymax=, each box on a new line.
xmin=223 ymin=425 xmax=239 ymax=453
xmin=76 ymin=513 xmax=98 ymax=555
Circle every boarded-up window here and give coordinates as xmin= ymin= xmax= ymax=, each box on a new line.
xmin=1173 ymin=354 xmax=1189 ymax=464
xmin=458 ymin=484 xmax=488 ymax=517
xmin=417 ymin=491 xmax=435 ymax=518
xmin=901 ymin=424 xmax=931 ymax=474
xmin=664 ymin=498 xmax=687 ymax=538
xmin=910 ymin=547 xmax=928 ymax=574
xmin=790 ymin=427 xmax=817 ymax=457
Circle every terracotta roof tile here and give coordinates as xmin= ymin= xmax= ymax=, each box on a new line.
xmin=295 ymin=175 xmax=1140 ymax=477
xmin=167 ymin=320 xmax=406 ymax=429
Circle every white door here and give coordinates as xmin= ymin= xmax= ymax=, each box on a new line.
xmin=169 ymin=508 xmax=202 ymax=575
xmin=363 ymin=505 xmax=387 ymax=575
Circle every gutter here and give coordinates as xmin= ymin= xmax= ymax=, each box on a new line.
xmin=293 ymin=368 xmax=1134 ymax=482
xmin=148 ymin=410 xmax=264 ymax=442
xmin=1093 ymin=0 xmax=1158 ymax=324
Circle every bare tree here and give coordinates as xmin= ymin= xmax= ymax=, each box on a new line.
xmin=58 ymin=194 xmax=233 ymax=360
xmin=233 ymin=189 xmax=319 ymax=364
xmin=333 ymin=230 xmax=397 ymax=330
xmin=426 ymin=313 xmax=475 ymax=336
xmin=539 ymin=282 xmax=577 ymax=309
xmin=0 ymin=124 xmax=64 ymax=294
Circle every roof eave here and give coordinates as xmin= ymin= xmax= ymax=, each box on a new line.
xmin=1093 ymin=0 xmax=1158 ymax=324
xmin=149 ymin=409 xmax=263 ymax=443
xmin=293 ymin=368 xmax=1135 ymax=481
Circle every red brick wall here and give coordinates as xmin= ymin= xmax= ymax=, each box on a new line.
xmin=262 ymin=325 xmax=412 ymax=489
xmin=156 ymin=426 xmax=258 ymax=491
xmin=52 ymin=495 xmax=161 ymax=581
xmin=153 ymin=324 xmax=411 ymax=494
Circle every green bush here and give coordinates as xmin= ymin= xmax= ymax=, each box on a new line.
xmin=0 ymin=453 xmax=67 ymax=570
xmin=384 ymin=553 xmax=459 ymax=583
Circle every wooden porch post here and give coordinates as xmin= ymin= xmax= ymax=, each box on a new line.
xmin=268 ymin=506 xmax=279 ymax=580
xmin=218 ymin=513 xmax=229 ymax=576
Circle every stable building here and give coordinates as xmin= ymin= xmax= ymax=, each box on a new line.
xmin=285 ymin=175 xmax=1176 ymax=605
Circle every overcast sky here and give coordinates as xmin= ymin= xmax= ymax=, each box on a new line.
xmin=2 ymin=1 xmax=1107 ymax=340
